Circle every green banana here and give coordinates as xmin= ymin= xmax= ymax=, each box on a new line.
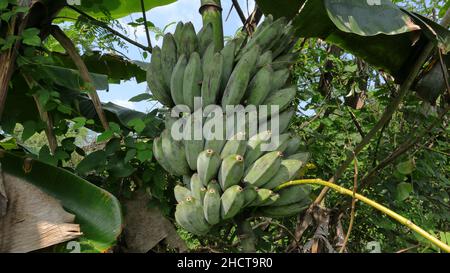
xmin=219 ymin=154 xmax=245 ymax=191
xmin=180 ymin=22 xmax=198 ymax=57
xmin=244 ymin=130 xmax=273 ymax=168
xmin=147 ymin=47 xmax=173 ymax=107
xmin=220 ymin=39 xmax=237 ymax=93
xmin=198 ymin=23 xmax=214 ymax=56
xmin=248 ymin=188 xmax=273 ymax=207
xmin=239 ymin=17 xmax=286 ymax=57
xmin=190 ymin=173 xmax=205 ymax=203
xmin=221 ymin=185 xmax=245 ymax=220
xmin=249 ymin=16 xmax=272 ymax=40
xmin=202 ymin=43 xmax=215 ymax=67
xmin=175 ymin=185 xmax=192 ymax=203
xmin=287 ymin=152 xmax=310 ymax=162
xmin=272 ymin=52 xmax=297 ymax=70
xmin=197 ymin=149 xmax=222 ymax=186
xmin=270 ymin=133 xmax=291 ymax=153
xmin=202 ymin=47 xmax=224 ymax=107
xmin=207 ymin=179 xmax=222 ymax=195
xmin=161 ymin=129 xmax=191 ymax=176
xmin=220 ymin=132 xmax=247 ymax=159
xmin=262 ymin=86 xmax=296 ymax=112
xmin=262 ymin=155 xmax=308 ymax=189
xmin=242 ymin=186 xmax=258 ymax=207
xmin=245 ymin=65 xmax=273 ymax=107
xmin=262 ymin=108 xmax=295 ymax=134
xmin=271 ymin=69 xmax=290 ymax=91
xmin=183 ymin=52 xmax=203 ymax=111
xmin=271 ymin=185 xmax=311 ymax=207
xmin=203 ymin=185 xmax=221 ymax=225
xmin=174 ymin=22 xmax=185 ymax=56
xmin=164 ymin=114 xmax=179 ymax=131
xmin=184 ymin=114 xmax=204 ymax=171
xmin=256 ymin=51 xmax=273 ymax=68
xmin=261 ymin=164 xmax=289 ymax=190
xmin=161 ymin=33 xmax=178 ymax=87
xmin=153 ymin=136 xmax=177 ymax=175
xmin=183 ymin=175 xmax=191 ymax=188
xmin=288 ymin=153 xmax=311 ymax=179
xmin=221 ymin=46 xmax=261 ymax=108
xmin=200 ymin=187 xmax=207 ymax=203
xmin=259 ymin=201 xmax=310 ymax=218
xmin=279 ymin=108 xmax=295 ymax=133
xmin=271 ymin=24 xmax=295 ymax=58
xmin=204 ymin=114 xmax=227 ymax=154
xmin=284 ymin=137 xmax=302 ymax=157
xmin=175 ymin=197 xmax=210 ymax=235
xmin=170 ymin=54 xmax=187 ymax=105
xmin=260 ymin=193 xmax=280 ymax=206
xmin=251 ymin=15 xmax=273 ymax=38
xmin=244 ymin=151 xmax=283 ymax=187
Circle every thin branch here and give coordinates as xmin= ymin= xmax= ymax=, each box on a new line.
xmin=313 ymin=41 xmax=436 ymax=205
xmin=419 ymin=145 xmax=450 ymax=157
xmin=396 ymin=245 xmax=420 ymax=253
xmin=22 ymin=74 xmax=58 ymax=154
xmin=67 ymin=5 xmax=152 ymax=53
xmin=339 ymin=155 xmax=358 ymax=253
xmin=50 ymin=25 xmax=110 ymax=130
xmin=371 ymin=121 xmax=390 ymax=168
xmin=347 ymin=108 xmax=365 ymax=138
xmin=360 ymin=106 xmax=449 ymax=189
xmin=298 ymin=105 xmax=327 ymax=130
xmin=266 ymin=220 xmax=300 ymax=247
xmin=225 ymin=4 xmax=234 ymax=21
xmin=140 ymin=0 xmax=153 ymax=49
xmin=231 ymin=0 xmax=246 ymax=24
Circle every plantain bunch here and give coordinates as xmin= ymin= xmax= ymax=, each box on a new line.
xmin=148 ymin=16 xmax=312 ymax=235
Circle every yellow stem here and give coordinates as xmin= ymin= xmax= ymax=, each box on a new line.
xmin=274 ymin=179 xmax=450 ymax=253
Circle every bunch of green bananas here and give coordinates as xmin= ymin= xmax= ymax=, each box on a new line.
xmin=148 ymin=16 xmax=312 ymax=235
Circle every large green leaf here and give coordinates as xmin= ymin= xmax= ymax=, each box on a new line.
xmin=0 ymin=150 xmax=123 ymax=252
xmin=324 ymin=0 xmax=419 ymax=36
xmin=53 ymin=51 xmax=147 ymax=84
xmin=256 ymin=0 xmax=449 ymax=83
xmin=38 ymin=64 xmax=109 ymax=90
xmin=59 ymin=0 xmax=177 ymax=19
xmin=256 ymin=0 xmax=303 ymax=19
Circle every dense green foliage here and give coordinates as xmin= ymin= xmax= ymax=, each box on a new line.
xmin=0 ymin=0 xmax=448 ymax=253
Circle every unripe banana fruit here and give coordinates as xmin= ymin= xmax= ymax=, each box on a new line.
xmin=148 ymin=16 xmax=312 ymax=235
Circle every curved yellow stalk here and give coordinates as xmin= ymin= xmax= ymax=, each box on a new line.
xmin=274 ymin=179 xmax=450 ymax=253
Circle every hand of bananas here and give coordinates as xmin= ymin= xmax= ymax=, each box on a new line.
xmin=148 ymin=16 xmax=312 ymax=235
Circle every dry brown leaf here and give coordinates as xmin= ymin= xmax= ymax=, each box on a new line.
xmin=0 ymin=173 xmax=82 ymax=253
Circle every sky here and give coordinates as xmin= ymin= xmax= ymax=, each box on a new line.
xmin=98 ymin=0 xmax=256 ymax=113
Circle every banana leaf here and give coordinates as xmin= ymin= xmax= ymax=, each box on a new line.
xmin=58 ymin=0 xmax=177 ymax=20
xmin=0 ymin=150 xmax=123 ymax=252
xmin=256 ymin=0 xmax=449 ymax=83
xmin=52 ymin=51 xmax=147 ymax=84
